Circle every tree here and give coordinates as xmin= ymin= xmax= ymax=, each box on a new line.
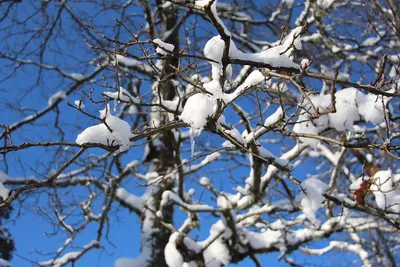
xmin=0 ymin=207 xmax=14 ymax=267
xmin=0 ymin=0 xmax=399 ymax=266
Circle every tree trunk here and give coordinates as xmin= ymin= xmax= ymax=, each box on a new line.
xmin=140 ymin=3 xmax=180 ymax=266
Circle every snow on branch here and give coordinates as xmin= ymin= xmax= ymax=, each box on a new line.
xmin=76 ymin=105 xmax=133 ymax=152
xmin=40 ymin=240 xmax=100 ymax=267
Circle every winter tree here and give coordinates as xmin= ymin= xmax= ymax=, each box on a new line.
xmin=0 ymin=0 xmax=399 ymax=266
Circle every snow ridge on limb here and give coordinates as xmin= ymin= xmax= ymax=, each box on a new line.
xmin=76 ymin=105 xmax=133 ymax=152
xmin=293 ymin=87 xmax=392 ymax=148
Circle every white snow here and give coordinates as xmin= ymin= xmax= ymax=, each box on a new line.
xmin=300 ymin=178 xmax=329 ymax=225
xmin=282 ymin=0 xmax=294 ymax=8
xmin=115 ymin=188 xmax=144 ymax=211
xmin=195 ymin=0 xmax=212 ymax=7
xmin=68 ymin=73 xmax=85 ymax=81
xmin=362 ymin=33 xmax=385 ymax=46
xmin=349 ymin=176 xmax=372 ymax=191
xmin=0 ymin=259 xmax=11 ymax=267
xmin=317 ymin=0 xmax=336 ymax=9
xmin=358 ymin=93 xmax=388 ymax=124
xmin=204 ymin=35 xmax=225 ymax=65
xmin=217 ymin=192 xmax=241 ymax=209
xmin=76 ymin=105 xmax=133 ymax=152
xmin=160 ymin=191 xmax=214 ymax=212
xmin=40 ymin=240 xmax=99 ymax=267
xmin=264 ymin=107 xmax=284 ymax=127
xmin=203 ymin=27 xmax=302 ymax=83
xmin=180 ymin=93 xmax=216 ymax=129
xmin=293 ymin=87 xmax=391 ymax=147
xmin=153 ymin=39 xmax=175 ymax=55
xmin=103 ymin=87 xmax=139 ymax=103
xmin=370 ymin=169 xmax=400 ymax=213
xmin=165 ymin=232 xmax=184 ymax=267
xmin=300 ymin=59 xmax=311 ymax=70
xmin=200 ymin=221 xmax=232 ymax=267
xmin=199 ymin=177 xmax=210 ymax=186
xmin=328 ymin=88 xmax=360 ymax=131
xmin=0 ymin=181 xmax=9 ymax=201
xmin=223 ymin=70 xmax=265 ymax=102
xmin=48 ymin=91 xmax=67 ymax=105
xmin=74 ymin=100 xmax=85 ymax=109
xmin=114 ymin=55 xmax=154 ymax=73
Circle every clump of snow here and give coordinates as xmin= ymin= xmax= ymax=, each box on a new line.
xmin=293 ymin=113 xmax=323 ymax=148
xmin=223 ymin=70 xmax=265 ymax=102
xmin=74 ymin=100 xmax=85 ymax=109
xmin=316 ymin=0 xmax=336 ymax=9
xmin=280 ymin=26 xmax=303 ymax=54
xmin=0 ymin=181 xmax=9 ymax=202
xmin=204 ymin=35 xmax=225 ymax=64
xmin=282 ymin=0 xmax=294 ymax=8
xmin=370 ymin=169 xmax=400 ymax=213
xmin=358 ymin=93 xmax=389 ymax=124
xmin=204 ymin=27 xmax=302 ymax=82
xmin=40 ymin=240 xmax=99 ymax=267
xmin=300 ymin=178 xmax=329 ymax=226
xmin=76 ymin=105 xmax=133 ymax=152
xmin=48 ymin=91 xmax=67 ymax=105
xmin=294 ymin=87 xmax=391 ymax=147
xmin=199 ymin=177 xmax=210 ymax=186
xmin=156 ymin=210 xmax=163 ymax=218
xmin=217 ymin=192 xmax=241 ymax=209
xmin=195 ymin=0 xmax=212 ymax=7
xmin=69 ymin=73 xmax=85 ymax=81
xmin=362 ymin=33 xmax=384 ymax=46
xmin=349 ymin=176 xmax=373 ymax=191
xmin=153 ymin=39 xmax=175 ymax=55
xmin=222 ymin=127 xmax=245 ymax=147
xmin=201 ymin=221 xmax=232 ymax=266
xmin=328 ymin=88 xmax=360 ymax=131
xmin=300 ymin=59 xmax=311 ymax=70
xmin=103 ymin=87 xmax=139 ymax=103
xmin=264 ymin=107 xmax=284 ymax=127
xmin=165 ymin=232 xmax=184 ymax=267
xmin=0 ymin=259 xmax=11 ymax=267
xmin=180 ymin=93 xmax=216 ymax=129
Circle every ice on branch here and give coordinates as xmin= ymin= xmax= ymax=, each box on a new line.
xmin=153 ymin=39 xmax=175 ymax=55
xmin=293 ymin=87 xmax=391 ymax=147
xmin=76 ymin=105 xmax=133 ymax=152
xmin=300 ymin=178 xmax=329 ymax=226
